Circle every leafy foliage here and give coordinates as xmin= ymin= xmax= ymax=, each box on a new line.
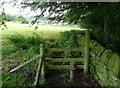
xmin=5 ymin=14 xmax=15 ymax=21
xmin=0 ymin=9 xmax=7 ymax=30
xmin=56 ymin=30 xmax=84 ymax=58
xmin=21 ymin=2 xmax=120 ymax=54
xmin=6 ymin=33 xmax=46 ymax=53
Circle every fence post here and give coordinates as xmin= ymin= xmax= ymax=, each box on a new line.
xmin=84 ymin=29 xmax=90 ymax=75
xmin=70 ymin=62 xmax=75 ymax=81
xmin=34 ymin=44 xmax=44 ymax=87
xmin=41 ymin=56 xmax=46 ymax=79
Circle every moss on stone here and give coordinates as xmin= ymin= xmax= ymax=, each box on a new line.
xmin=100 ymin=52 xmax=108 ymax=66
xmin=107 ymin=55 xmax=116 ymax=71
xmin=112 ymin=58 xmax=119 ymax=78
xmin=78 ymin=34 xmax=120 ymax=87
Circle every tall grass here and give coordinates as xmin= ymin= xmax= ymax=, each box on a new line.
xmin=2 ymin=33 xmax=47 ymax=87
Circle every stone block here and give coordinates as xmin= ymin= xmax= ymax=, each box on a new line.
xmin=90 ymin=42 xmax=105 ymax=63
xmin=96 ymin=65 xmax=108 ymax=79
xmin=107 ymin=55 xmax=117 ymax=71
xmin=112 ymin=57 xmax=119 ymax=78
xmin=96 ymin=68 xmax=119 ymax=86
xmin=108 ymin=75 xmax=120 ymax=86
xmin=95 ymin=45 xmax=105 ymax=56
xmin=118 ymin=58 xmax=120 ymax=78
xmin=100 ymin=50 xmax=113 ymax=66
xmin=100 ymin=52 xmax=108 ymax=66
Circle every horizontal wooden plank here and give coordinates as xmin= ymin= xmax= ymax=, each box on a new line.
xmin=46 ymin=58 xmax=84 ymax=62
xmin=46 ymin=65 xmax=70 ymax=69
xmin=46 ymin=65 xmax=84 ymax=69
xmin=48 ymin=47 xmax=84 ymax=52
xmin=76 ymin=65 xmax=84 ymax=69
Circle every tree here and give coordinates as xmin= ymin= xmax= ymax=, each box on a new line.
xmin=0 ymin=8 xmax=7 ymax=30
xmin=5 ymin=14 xmax=15 ymax=21
xmin=21 ymin=2 xmax=120 ymax=53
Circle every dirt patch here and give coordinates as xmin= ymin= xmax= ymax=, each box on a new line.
xmin=39 ymin=69 xmax=101 ymax=88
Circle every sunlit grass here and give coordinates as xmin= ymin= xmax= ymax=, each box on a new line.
xmin=2 ymin=22 xmax=80 ymax=38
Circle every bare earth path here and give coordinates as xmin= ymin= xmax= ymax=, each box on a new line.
xmin=39 ymin=69 xmax=101 ymax=88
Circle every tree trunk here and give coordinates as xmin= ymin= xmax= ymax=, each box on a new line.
xmin=103 ymin=4 xmax=109 ymax=46
xmin=103 ymin=18 xmax=107 ymax=44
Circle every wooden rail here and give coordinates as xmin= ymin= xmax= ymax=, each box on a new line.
xmin=46 ymin=65 xmax=84 ymax=69
xmin=48 ymin=47 xmax=83 ymax=52
xmin=46 ymin=58 xmax=84 ymax=62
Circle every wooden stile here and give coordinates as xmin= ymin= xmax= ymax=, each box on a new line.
xmin=10 ymin=29 xmax=90 ymax=86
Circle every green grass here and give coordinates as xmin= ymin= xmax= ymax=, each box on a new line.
xmin=1 ymin=22 xmax=81 ymax=55
xmin=1 ymin=22 xmax=81 ymax=53
xmin=1 ymin=21 xmax=81 ymax=56
xmin=2 ymin=22 xmax=80 ymax=38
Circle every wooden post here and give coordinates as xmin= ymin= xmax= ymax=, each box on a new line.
xmin=84 ymin=29 xmax=90 ymax=75
xmin=41 ymin=58 xmax=46 ymax=79
xmin=34 ymin=44 xmax=44 ymax=87
xmin=70 ymin=62 xmax=75 ymax=81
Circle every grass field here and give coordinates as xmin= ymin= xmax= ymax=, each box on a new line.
xmin=2 ymin=22 xmax=81 ymax=38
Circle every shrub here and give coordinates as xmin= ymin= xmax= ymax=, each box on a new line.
xmin=56 ymin=30 xmax=84 ymax=58
xmin=6 ymin=33 xmax=46 ymax=54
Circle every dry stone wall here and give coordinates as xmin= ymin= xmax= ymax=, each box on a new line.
xmin=77 ymin=34 xmax=120 ymax=86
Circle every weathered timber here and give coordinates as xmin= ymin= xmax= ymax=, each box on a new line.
xmin=84 ymin=29 xmax=90 ymax=75
xmin=46 ymin=65 xmax=84 ymax=69
xmin=41 ymin=59 xmax=46 ymax=78
xmin=10 ymin=55 xmax=40 ymax=73
xmin=34 ymin=44 xmax=44 ymax=87
xmin=46 ymin=58 xmax=84 ymax=62
xmin=70 ymin=62 xmax=75 ymax=81
xmin=49 ymin=47 xmax=83 ymax=52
